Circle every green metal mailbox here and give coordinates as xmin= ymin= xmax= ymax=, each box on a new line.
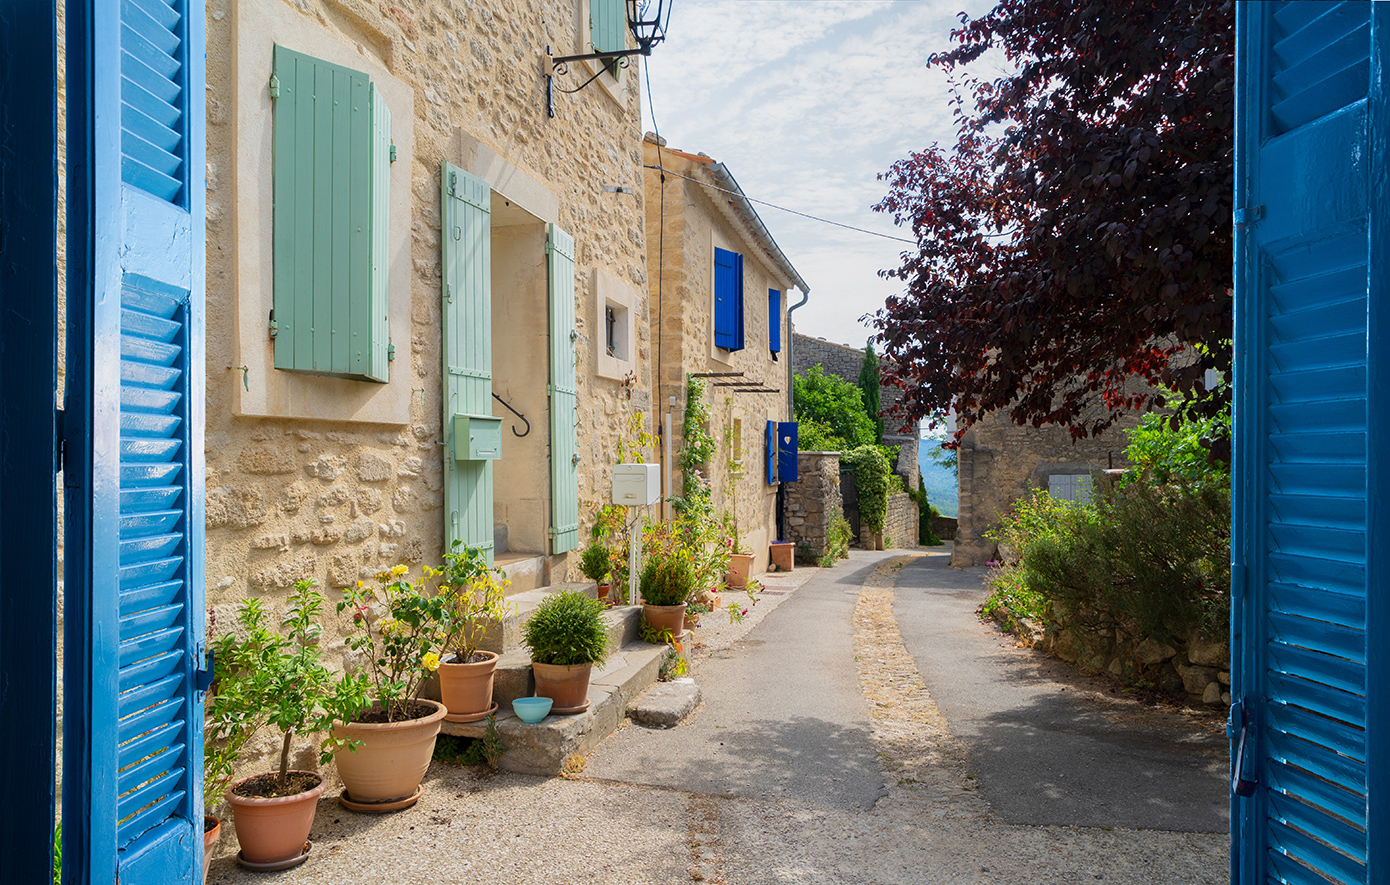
xmin=452 ymin=413 xmax=503 ymax=461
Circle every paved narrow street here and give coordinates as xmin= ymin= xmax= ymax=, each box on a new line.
xmin=210 ymin=548 xmax=1230 ymax=884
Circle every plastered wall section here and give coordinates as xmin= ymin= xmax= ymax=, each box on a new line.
xmin=643 ymin=142 xmax=793 ymax=575
xmin=202 ymin=0 xmax=651 ymax=714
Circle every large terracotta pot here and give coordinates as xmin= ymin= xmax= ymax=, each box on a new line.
xmin=203 ymin=815 xmax=222 ymax=882
xmin=531 ymin=661 xmax=594 ymax=713
xmin=437 ymin=651 xmax=499 ymax=723
xmin=726 ymin=553 xmax=754 ymax=588
xmin=225 ymin=771 xmax=324 ymax=866
xmin=333 ymin=699 xmax=447 ymax=808
xmin=769 ymin=541 xmax=794 ymax=572
xmin=642 ymin=602 xmax=687 ymax=640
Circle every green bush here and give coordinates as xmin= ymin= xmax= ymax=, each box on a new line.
xmin=793 ymin=365 xmax=876 ymax=451
xmin=842 ymin=445 xmax=891 ymax=533
xmin=522 ymin=590 xmax=611 ymax=666
xmin=797 ymin=417 xmax=845 ymax=452
xmin=1124 ymin=401 xmax=1231 ymax=488
xmin=820 ymin=512 xmax=852 ymax=567
xmin=909 ymin=477 xmax=942 ymax=546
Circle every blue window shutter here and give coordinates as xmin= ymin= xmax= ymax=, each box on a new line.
xmin=66 ymin=1 xmax=207 ymax=881
xmin=272 ymin=46 xmax=389 ymax=382
xmin=548 ymin=225 xmax=580 ymax=554
xmin=1235 ymin=4 xmax=1379 ymax=884
xmin=440 ymin=163 xmax=495 ymax=564
xmin=765 ymin=420 xmax=777 ymax=484
xmin=769 ymin=288 xmax=782 ymax=353
xmin=714 ymin=247 xmax=745 ymax=351
xmin=778 ymin=422 xmax=799 ymax=483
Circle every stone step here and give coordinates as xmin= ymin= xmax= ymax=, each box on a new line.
xmin=475 ymin=586 xmax=636 ymax=656
xmin=438 ymin=638 xmax=669 ymax=775
xmin=494 ymin=552 xmax=546 ymax=596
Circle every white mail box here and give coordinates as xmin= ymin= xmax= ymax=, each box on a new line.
xmin=612 ymin=463 xmax=660 ymax=506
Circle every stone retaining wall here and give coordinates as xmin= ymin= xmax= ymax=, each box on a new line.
xmin=931 ymin=516 xmax=957 ymax=540
xmin=884 ymin=492 xmax=918 ymax=548
xmin=785 ymin=451 xmax=842 ymax=561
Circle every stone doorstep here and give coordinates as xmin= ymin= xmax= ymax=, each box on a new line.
xmin=494 ymin=552 xmax=546 ymax=597
xmin=438 ymin=640 xmax=668 ymax=776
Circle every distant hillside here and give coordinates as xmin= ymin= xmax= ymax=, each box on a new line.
xmin=917 ymin=443 xmax=958 ymax=518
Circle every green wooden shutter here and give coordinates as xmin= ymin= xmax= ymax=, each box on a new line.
xmin=441 ymin=163 xmax=494 ymax=563
xmin=548 ymin=224 xmax=580 ymax=555
xmin=590 ymin=0 xmax=627 ymax=53
xmin=272 ymin=45 xmax=390 ymax=382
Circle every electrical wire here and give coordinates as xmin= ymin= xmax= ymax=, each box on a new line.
xmin=642 ymin=163 xmax=919 ymax=245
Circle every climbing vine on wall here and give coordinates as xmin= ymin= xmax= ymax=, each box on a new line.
xmin=678 ymin=375 xmax=717 ymax=500
xmin=843 ymin=445 xmax=891 ymax=533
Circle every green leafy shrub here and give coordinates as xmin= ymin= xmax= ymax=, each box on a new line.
xmin=858 ymin=342 xmax=883 ymax=443
xmin=908 ymin=477 xmax=942 ymax=546
xmin=842 ymin=445 xmax=891 ymax=533
xmin=797 ymin=417 xmax=846 ymax=451
xmin=793 ymin=365 xmax=876 ymax=450
xmin=1124 ymin=400 xmax=1231 ymax=488
xmin=820 ymin=512 xmax=852 ymax=567
xmin=522 ymin=590 xmax=611 ymax=666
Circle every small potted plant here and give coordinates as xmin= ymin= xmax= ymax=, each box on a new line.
xmin=684 ymin=600 xmax=712 ymax=631
xmin=723 ymin=512 xmax=755 ymax=589
xmin=577 ymin=540 xmax=613 ymax=601
xmin=334 ymin=564 xmax=450 ymax=812
xmin=521 ymin=589 xmax=611 ymax=714
xmin=208 ymin=582 xmax=368 ymax=870
xmin=436 ymin=541 xmax=512 ymax=722
xmin=639 ymin=522 xmax=698 ymax=638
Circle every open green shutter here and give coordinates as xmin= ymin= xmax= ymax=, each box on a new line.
xmin=441 ymin=163 xmax=494 ymax=563
xmin=590 ymin=0 xmax=626 ymax=53
xmin=272 ymin=45 xmax=389 ymax=382
xmin=548 ymin=224 xmax=580 ymax=554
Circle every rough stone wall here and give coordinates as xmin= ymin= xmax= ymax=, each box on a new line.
xmin=202 ymin=0 xmax=651 ymax=779
xmin=790 ymin=332 xmax=919 ymax=490
xmin=931 ymin=516 xmax=957 ymax=541
xmin=883 ymin=492 xmax=919 ymax=549
xmin=953 ymin=411 xmax=1141 ymax=567
xmin=784 ymin=452 xmax=842 ymax=560
xmin=644 ymin=139 xmax=795 ymax=572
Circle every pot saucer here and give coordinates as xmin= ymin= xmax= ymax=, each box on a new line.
xmin=339 ymin=785 xmax=423 ymax=814
xmin=444 ymin=702 xmax=498 ymax=723
xmin=549 ymin=699 xmax=591 ymax=715
xmin=236 ymin=841 xmax=312 ymax=871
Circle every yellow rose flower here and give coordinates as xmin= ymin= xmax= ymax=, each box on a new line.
xmin=422 ymin=652 xmax=440 ymax=672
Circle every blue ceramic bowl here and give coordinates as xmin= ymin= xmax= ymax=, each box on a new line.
xmin=512 ymin=697 xmax=553 ymax=723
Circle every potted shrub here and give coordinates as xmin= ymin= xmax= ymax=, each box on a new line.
xmin=436 ymin=541 xmax=512 ymax=722
xmin=639 ymin=522 xmax=698 ymax=638
xmin=208 ymin=582 xmax=367 ymax=870
xmin=577 ymin=540 xmax=613 ymax=601
xmin=522 ymin=589 xmax=611 ymax=714
xmin=334 ymin=564 xmax=450 ymax=812
xmin=723 ymin=513 xmax=755 ymax=589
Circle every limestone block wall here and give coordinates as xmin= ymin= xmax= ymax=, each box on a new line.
xmin=784 ymin=452 xmax=842 ymax=560
xmin=789 ymin=333 xmax=919 ymax=490
xmin=883 ymin=492 xmax=919 ymax=548
xmin=953 ymin=411 xmax=1141 ymax=567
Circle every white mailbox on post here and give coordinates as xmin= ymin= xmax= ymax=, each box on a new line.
xmin=612 ymin=463 xmax=660 ymax=506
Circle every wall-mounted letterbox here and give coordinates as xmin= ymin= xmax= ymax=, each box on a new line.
xmin=452 ymin=414 xmax=503 ymax=461
xmin=612 ymin=463 xmax=660 ymax=506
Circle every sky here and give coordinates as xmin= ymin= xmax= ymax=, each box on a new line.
xmin=640 ymin=0 xmax=996 ymax=351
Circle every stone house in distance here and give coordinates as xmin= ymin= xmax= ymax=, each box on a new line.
xmin=203 ymin=0 xmax=653 ymax=617
xmin=642 ymin=135 xmax=808 ymax=575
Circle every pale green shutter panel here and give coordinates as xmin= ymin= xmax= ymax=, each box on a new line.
xmin=547 ymin=224 xmax=580 ymax=555
xmin=441 ymin=163 xmax=494 ymax=563
xmin=590 ymin=0 xmax=626 ymax=53
xmin=367 ymin=84 xmax=391 ymax=380
xmin=271 ymin=45 xmax=389 ymax=382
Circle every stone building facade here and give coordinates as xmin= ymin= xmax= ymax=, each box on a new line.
xmin=784 ymin=452 xmax=843 ymax=561
xmin=203 ymin=1 xmax=652 ymax=640
xmin=642 ymin=136 xmax=808 ymax=575
xmin=790 ymin=332 xmax=920 ymax=490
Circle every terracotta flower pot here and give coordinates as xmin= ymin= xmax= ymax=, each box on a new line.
xmin=642 ymin=602 xmax=687 ymax=640
xmin=683 ymin=612 xmax=700 ymax=631
xmin=531 ymin=661 xmax=594 ymax=713
xmin=203 ymin=814 xmax=222 ymax=882
xmin=437 ymin=651 xmax=499 ymax=722
xmin=225 ymin=771 xmax=324 ymax=866
xmin=769 ymin=542 xmax=794 ymax=572
xmin=726 ymin=553 xmax=754 ymax=588
xmin=333 ymin=699 xmax=447 ymax=808
xmin=597 ymin=583 xmax=610 ymax=601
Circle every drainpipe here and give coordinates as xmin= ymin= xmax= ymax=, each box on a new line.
xmin=785 ymin=286 xmax=810 ymax=420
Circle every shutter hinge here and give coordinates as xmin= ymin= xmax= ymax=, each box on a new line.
xmin=1233 ymin=205 xmax=1263 ymax=228
xmin=390 ymin=143 xmax=397 ymax=163
xmin=387 ymin=343 xmax=396 ymax=362
xmin=195 ymin=643 xmax=214 ymax=694
xmin=448 ymin=171 xmax=457 ymax=196
xmin=268 ymin=308 xmax=278 ymax=339
xmin=268 ymin=73 xmax=280 ymax=99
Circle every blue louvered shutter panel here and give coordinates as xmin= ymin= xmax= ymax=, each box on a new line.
xmin=769 ymin=289 xmax=782 ymax=353
xmin=777 ymin=422 xmax=799 ymax=483
xmin=1234 ymin=4 xmax=1385 ymax=884
xmin=272 ymin=46 xmax=391 ymax=382
xmin=548 ymin=225 xmax=580 ymax=554
xmin=65 ymin=1 xmax=207 ymax=881
xmin=440 ymin=163 xmax=495 ymax=564
xmin=765 ymin=420 xmax=777 ymax=484
xmin=714 ymin=247 xmax=744 ymax=351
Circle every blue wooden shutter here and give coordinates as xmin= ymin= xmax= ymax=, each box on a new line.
xmin=441 ymin=163 xmax=495 ymax=563
xmin=548 ymin=225 xmax=580 ymax=555
xmin=272 ymin=46 xmax=390 ymax=382
xmin=777 ymin=422 xmax=799 ymax=483
xmin=765 ymin=420 xmax=777 ymax=484
xmin=714 ymin=247 xmax=744 ymax=351
xmin=64 ymin=0 xmax=207 ymax=881
xmin=769 ymin=288 xmax=782 ymax=353
xmin=1234 ymin=4 xmax=1381 ymax=884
